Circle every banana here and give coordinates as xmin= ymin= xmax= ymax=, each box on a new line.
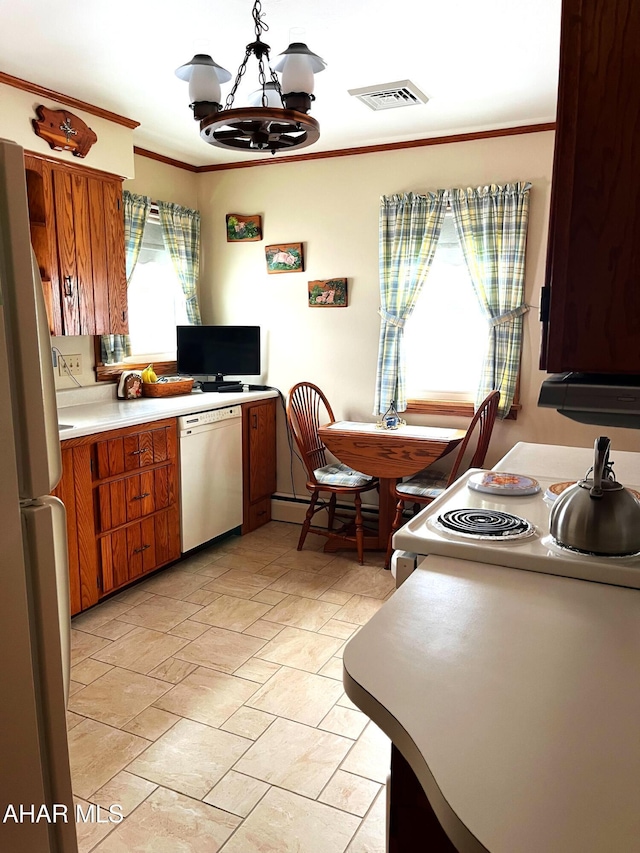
xmin=141 ymin=364 xmax=158 ymax=383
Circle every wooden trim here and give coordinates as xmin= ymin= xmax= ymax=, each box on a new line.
xmin=196 ymin=122 xmax=556 ymax=172
xmin=133 ymin=147 xmax=199 ymax=173
xmin=25 ymin=149 xmax=127 ymax=182
xmin=406 ymin=398 xmax=520 ymax=421
xmin=0 ymin=71 xmax=140 ymax=129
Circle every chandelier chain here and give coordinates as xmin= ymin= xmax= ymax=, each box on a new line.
xmin=252 ymin=0 xmax=268 ymax=40
xmin=225 ymin=47 xmax=253 ymax=109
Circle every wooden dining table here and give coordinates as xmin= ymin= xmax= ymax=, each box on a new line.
xmin=318 ymin=420 xmax=466 ymax=554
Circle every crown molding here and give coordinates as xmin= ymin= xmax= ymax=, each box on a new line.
xmin=0 ymin=71 xmax=140 ymax=129
xmin=133 ymin=146 xmax=198 ymax=172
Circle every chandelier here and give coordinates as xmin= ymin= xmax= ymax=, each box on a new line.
xmin=175 ymin=0 xmax=326 ymax=155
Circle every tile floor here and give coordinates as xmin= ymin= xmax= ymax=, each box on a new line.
xmin=67 ymin=521 xmax=394 ymax=852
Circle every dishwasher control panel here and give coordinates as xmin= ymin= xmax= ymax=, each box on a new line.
xmin=178 ymin=406 xmax=241 ymax=430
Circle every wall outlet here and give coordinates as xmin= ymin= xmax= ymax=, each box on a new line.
xmin=58 ymin=353 xmax=82 ymax=376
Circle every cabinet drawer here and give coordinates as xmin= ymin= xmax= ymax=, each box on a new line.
xmin=95 ymin=424 xmax=175 ymax=479
xmin=248 ymin=497 xmax=271 ymax=531
xmin=100 ymin=506 xmax=180 ymax=594
xmin=97 ymin=465 xmax=174 ymax=532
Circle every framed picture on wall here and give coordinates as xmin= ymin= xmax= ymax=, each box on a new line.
xmin=226 ymin=213 xmax=262 ymax=242
xmin=265 ymin=243 xmax=304 ymax=273
xmin=308 ymin=278 xmax=348 ymax=307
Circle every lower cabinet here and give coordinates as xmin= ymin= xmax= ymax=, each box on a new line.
xmin=58 ymin=400 xmax=278 ymax=616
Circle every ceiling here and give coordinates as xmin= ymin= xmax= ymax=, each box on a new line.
xmin=0 ymin=0 xmax=561 ymax=168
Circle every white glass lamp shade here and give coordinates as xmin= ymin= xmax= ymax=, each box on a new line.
xmin=175 ymin=54 xmax=231 ymax=105
xmin=247 ymin=82 xmax=283 ymax=108
xmin=274 ymin=43 xmax=326 ymax=94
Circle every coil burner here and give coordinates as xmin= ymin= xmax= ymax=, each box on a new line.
xmin=436 ymin=508 xmax=534 ymax=540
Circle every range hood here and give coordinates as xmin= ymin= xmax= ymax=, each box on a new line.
xmin=538 ymin=373 xmax=640 ymax=428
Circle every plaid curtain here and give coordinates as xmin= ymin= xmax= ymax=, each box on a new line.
xmin=374 ymin=191 xmax=447 ymax=415
xmin=450 ymin=183 xmax=531 ymax=418
xmin=100 ymin=191 xmax=151 ymax=364
xmin=158 ymin=201 xmax=202 ymax=325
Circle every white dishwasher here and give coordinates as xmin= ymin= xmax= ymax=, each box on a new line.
xmin=178 ymin=406 xmax=243 ymax=552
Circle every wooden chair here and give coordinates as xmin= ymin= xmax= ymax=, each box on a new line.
xmin=287 ymin=382 xmax=379 ymax=564
xmin=385 ymin=390 xmax=501 ymax=567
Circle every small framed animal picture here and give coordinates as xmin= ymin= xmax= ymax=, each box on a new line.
xmin=265 ymin=243 xmax=304 ymax=274
xmin=226 ymin=213 xmax=262 ymax=242
xmin=308 ymin=278 xmax=348 ymax=307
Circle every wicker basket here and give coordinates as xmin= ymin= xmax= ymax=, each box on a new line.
xmin=141 ymin=378 xmax=194 ymax=397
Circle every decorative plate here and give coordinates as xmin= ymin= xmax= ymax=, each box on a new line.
xmin=467 ymin=471 xmax=541 ymax=496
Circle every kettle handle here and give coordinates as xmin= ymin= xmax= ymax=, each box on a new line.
xmin=590 ymin=436 xmax=611 ymax=499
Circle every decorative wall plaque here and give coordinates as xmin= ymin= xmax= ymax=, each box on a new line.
xmin=32 ymin=106 xmax=98 ymax=158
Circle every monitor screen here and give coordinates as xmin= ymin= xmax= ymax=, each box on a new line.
xmin=176 ymin=325 xmax=261 ymax=379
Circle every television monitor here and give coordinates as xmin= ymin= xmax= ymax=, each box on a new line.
xmin=177 ymin=325 xmax=261 ymax=388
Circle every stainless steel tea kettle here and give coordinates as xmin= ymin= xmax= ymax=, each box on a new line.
xmin=549 ymin=436 xmax=640 ymax=556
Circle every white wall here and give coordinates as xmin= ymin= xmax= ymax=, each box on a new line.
xmin=197 ymin=131 xmax=640 ymax=499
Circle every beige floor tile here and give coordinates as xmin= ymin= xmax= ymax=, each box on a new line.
xmin=68 ymin=718 xmax=149 ymax=799
xmin=206 ymin=552 xmax=274 ymax=572
xmin=193 ymin=562 xmax=231 ymax=579
xmin=251 ymin=588 xmax=288 ymax=605
xmin=272 ymin=549 xmax=337 ymax=572
xmin=91 ymin=627 xmax=189 ymax=675
xmin=68 ymin=667 xmax=170 ymax=729
xmin=190 ymin=594 xmax=271 ymax=632
xmin=266 ymin=568 xmax=338 ymax=600
xmin=340 ymin=722 xmax=390 ymax=784
xmin=174 ymin=625 xmax=265 ymax=674
xmin=70 ymin=629 xmax=111 ymax=667
xmin=346 ymin=788 xmax=386 ymax=853
xmin=318 ymin=618 xmax=358 ymax=640
xmin=319 ymin=589 xmax=355 ymax=606
xmin=153 ymin=666 xmax=257 ymax=728
xmin=319 ymin=705 xmax=368 ymax=740
xmin=72 ymin=601 xmax=133 ymax=633
xmin=71 ymin=658 xmax=114 ymax=685
xmin=122 ymin=707 xmax=181 ymax=741
xmin=242 ymin=619 xmax=283 ymax=640
xmin=127 ymin=718 xmax=250 ymax=799
xmin=235 ymin=717 xmax=352 ymax=798
xmin=87 ymin=619 xmax=137 ymax=641
xmin=233 ymin=657 xmax=281 ymax=683
xmin=262 ymin=594 xmax=341 ymax=631
xmin=147 ymin=656 xmax=198 ymax=684
xmin=333 ymin=595 xmax=385 ymax=626
xmin=320 ymin=770 xmax=381 ymax=817
xmin=168 ymin=619 xmax=211 ymax=640
xmin=337 ymin=693 xmax=359 ymax=712
xmin=246 ymin=666 xmax=343 ymax=726
xmin=221 ymin=786 xmax=360 ymax=853
xmin=182 ymin=588 xmax=221 ymax=606
xmin=318 ymin=656 xmax=345 ymax=680
xmin=92 ymin=786 xmax=240 ymax=852
xmin=329 ymin=566 xmax=396 ymax=600
xmin=69 ymin=680 xmax=85 ymax=697
xmin=74 ymin=797 xmax=118 ymax=853
xmin=256 ymin=562 xmax=291 ymax=580
xmin=67 ymin=710 xmax=84 ymax=731
xmin=203 ymin=569 xmax=272 ymax=599
xmin=117 ymin=596 xmax=202 ymax=632
xmin=203 ymin=770 xmax=269 ymax=817
xmin=137 ymin=569 xmax=209 ymax=601
xmin=112 ymin=588 xmax=154 ymax=606
xmin=255 ymin=626 xmax=343 ymax=673
xmin=90 ymin=770 xmax=157 ymax=817
xmin=220 ymin=706 xmax=276 ymax=740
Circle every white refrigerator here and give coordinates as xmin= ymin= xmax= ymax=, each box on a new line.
xmin=0 ymin=138 xmax=77 ymax=851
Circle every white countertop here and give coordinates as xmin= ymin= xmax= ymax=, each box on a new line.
xmin=344 ymin=554 xmax=640 ymax=853
xmin=56 ymin=388 xmax=279 ymax=439
xmin=496 ymin=440 xmax=640 ymax=485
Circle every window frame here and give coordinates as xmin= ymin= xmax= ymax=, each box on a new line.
xmin=93 ymin=338 xmax=177 ymax=382
xmin=405 ymin=373 xmax=522 ymax=420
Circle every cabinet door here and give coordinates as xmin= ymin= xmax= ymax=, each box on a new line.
xmin=542 ymin=0 xmax=640 ymax=373
xmin=88 ymin=178 xmax=110 ymax=335
xmin=248 ymin=400 xmax=277 ymax=502
xmin=103 ymin=179 xmax=128 ymax=335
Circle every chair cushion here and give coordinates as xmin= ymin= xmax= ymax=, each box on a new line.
xmin=314 ymin=462 xmax=375 ymax=488
xmin=396 ymin=469 xmax=449 ymax=500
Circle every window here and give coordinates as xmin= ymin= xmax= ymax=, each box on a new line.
xmin=124 ymin=217 xmax=188 ymax=362
xmin=404 ymin=211 xmax=488 ymax=405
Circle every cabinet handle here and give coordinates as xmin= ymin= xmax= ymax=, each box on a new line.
xmin=133 ymin=544 xmax=151 ymax=554
xmin=252 ymin=414 xmax=258 ymax=428
xmin=132 ymin=492 xmax=151 ymax=501
xmin=63 ymin=276 xmax=73 ymax=297
xmin=130 ymin=448 xmax=150 ymax=456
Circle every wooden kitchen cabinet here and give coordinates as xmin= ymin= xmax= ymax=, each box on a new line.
xmin=540 ymin=0 xmax=640 ymax=373
xmin=24 ymin=153 xmax=127 ymax=337
xmin=242 ymin=397 xmax=277 ymax=532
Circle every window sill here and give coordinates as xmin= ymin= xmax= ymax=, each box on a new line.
xmin=406 ymin=398 xmax=520 ymax=420
xmin=95 ymin=357 xmax=178 ymax=382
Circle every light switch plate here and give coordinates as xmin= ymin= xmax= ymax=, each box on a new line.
xmin=58 ymin=353 xmax=82 ymax=376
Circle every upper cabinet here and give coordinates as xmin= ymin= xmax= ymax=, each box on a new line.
xmin=24 ymin=153 xmax=128 ymax=337
xmin=540 ymin=0 xmax=640 ymax=374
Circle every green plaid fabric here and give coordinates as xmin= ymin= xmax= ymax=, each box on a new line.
xmin=158 ymin=201 xmax=202 ymax=326
xmin=374 ymin=191 xmax=447 ymax=415
xmin=450 ymin=183 xmax=531 ymax=418
xmin=100 ymin=191 xmax=151 ymax=364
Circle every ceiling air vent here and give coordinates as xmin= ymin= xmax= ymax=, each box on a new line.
xmin=348 ymin=80 xmax=428 ymax=111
